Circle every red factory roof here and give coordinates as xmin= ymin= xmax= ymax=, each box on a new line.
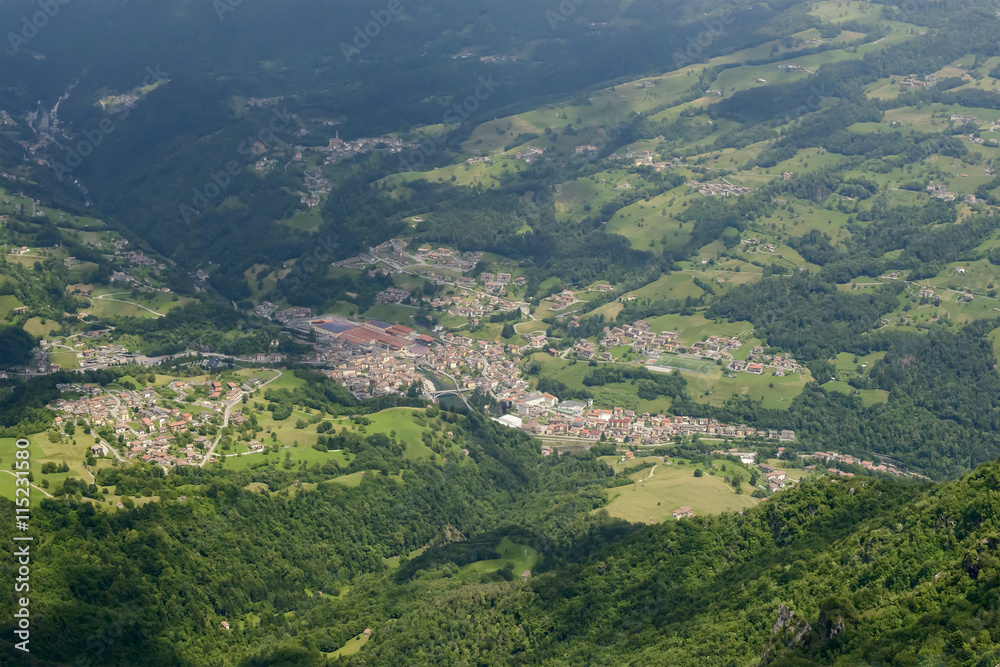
xmin=341 ymin=326 xmax=411 ymax=350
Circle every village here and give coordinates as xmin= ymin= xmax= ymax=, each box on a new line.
xmin=687 ymin=179 xmax=754 ymax=198
xmin=48 ymin=374 xmax=271 ymax=470
xmin=587 ymin=319 xmax=803 ymax=376
xmin=332 ymin=239 xmax=528 ymax=319
xmin=307 ymin=316 xmax=529 ymax=400
xmin=294 ymin=132 xmax=416 ymax=166
xmin=335 ymin=238 xmax=483 ymax=276
xmin=497 ymin=395 xmax=796 ymax=445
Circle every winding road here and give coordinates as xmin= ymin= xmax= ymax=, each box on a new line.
xmin=199 ymin=369 xmax=283 ymax=466
xmin=88 ymin=292 xmax=165 ymax=317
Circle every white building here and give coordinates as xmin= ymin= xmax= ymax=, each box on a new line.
xmin=495 ymin=414 xmax=523 ymax=429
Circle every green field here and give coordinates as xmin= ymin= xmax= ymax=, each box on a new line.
xmin=822 ymin=380 xmax=890 ymax=406
xmin=647 ymin=354 xmax=715 ymax=374
xmin=605 ymin=189 xmax=693 ymax=254
xmin=22 ymin=317 xmax=60 ymax=337
xmin=603 ymin=458 xmax=757 ymax=523
xmin=330 ymin=471 xmax=368 ymax=487
xmin=684 ymin=366 xmax=813 ymax=409
xmin=330 ymin=633 xmax=370 ymax=659
xmin=82 ymin=289 xmax=193 ymax=319
xmin=220 ymin=444 xmax=352 ymax=471
xmin=0 ymin=294 xmax=25 ymax=317
xmin=330 ymin=407 xmax=464 ymax=462
xmin=527 ymin=348 xmax=808 ymax=411
xmin=235 ymin=368 xmax=282 ymax=384
xmin=263 ymin=371 xmax=307 ymax=392
xmin=47 ymin=351 xmax=81 ymax=369
xmin=231 ymin=406 xmax=467 ymax=471
xmin=0 ymin=433 xmax=105 ymax=503
xmin=458 ymin=537 xmax=538 ymax=577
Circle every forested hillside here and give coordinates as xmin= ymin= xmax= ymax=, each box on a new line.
xmin=343 ymin=462 xmax=1000 ymax=666
xmin=6 ymin=436 xmax=1000 ymax=665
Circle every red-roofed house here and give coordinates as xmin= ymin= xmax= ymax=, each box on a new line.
xmin=672 ymin=506 xmax=695 ymax=519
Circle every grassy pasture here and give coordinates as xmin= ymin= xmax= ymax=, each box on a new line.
xmin=602 ymin=458 xmax=757 ymax=523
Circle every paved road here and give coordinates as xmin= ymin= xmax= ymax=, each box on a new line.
xmin=200 ymin=370 xmax=283 ymax=466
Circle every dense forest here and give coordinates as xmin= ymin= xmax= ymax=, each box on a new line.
xmin=7 ymin=433 xmax=1000 ymax=665
xmin=341 ymin=463 xmax=1000 ymax=666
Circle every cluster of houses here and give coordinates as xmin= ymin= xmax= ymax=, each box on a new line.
xmin=254 ymin=301 xmax=277 ymax=318
xmin=247 ymin=97 xmax=282 ymax=108
xmin=503 ymin=396 xmax=797 ymax=446
xmin=272 ymin=306 xmax=312 ymax=322
xmin=950 ymin=114 xmax=979 ymax=125
xmin=313 ymin=319 xmax=434 ymax=397
xmin=333 ymin=239 xmax=482 ymax=277
xmin=294 ymin=132 xmax=416 ymax=165
xmin=76 ymin=344 xmax=142 ymax=369
xmin=298 ymin=168 xmax=330 ymax=206
xmin=633 ymin=154 xmax=675 ymax=172
xmin=324 ymin=350 xmax=426 ymax=398
xmin=757 ymin=463 xmax=793 ymax=492
xmin=926 ymin=182 xmax=978 ymax=204
xmin=741 ymin=238 xmax=778 ymax=254
xmin=729 ymin=347 xmax=802 ymax=376
xmin=120 ymin=250 xmax=160 ymax=269
xmin=7 ymin=346 xmax=57 ymax=377
xmin=548 ymin=289 xmax=580 ymax=312
xmin=98 ymin=92 xmax=141 ymax=112
xmin=899 ymin=74 xmax=938 ymax=89
xmin=688 ymin=180 xmax=753 ymax=197
xmin=446 ymin=294 xmax=521 ymax=321
xmin=50 ymin=375 xmax=273 ymax=468
xmin=572 ymin=338 xmax=600 ymax=358
xmin=414 ymin=246 xmax=482 ymax=273
xmin=598 ymin=321 xmax=680 ymax=357
xmin=376 ymin=287 xmax=410 ymax=304
xmin=802 ymin=450 xmax=922 ymax=479
xmin=428 ymin=295 xmax=461 ymax=310
xmin=52 ymin=383 xmax=120 ymax=417
xmin=318 ymin=324 xmax=531 ymax=400
xmin=590 ymin=321 xmax=801 ymax=375
xmin=480 ymin=272 xmax=512 ymax=292
xmin=514 ymin=146 xmax=544 ymax=163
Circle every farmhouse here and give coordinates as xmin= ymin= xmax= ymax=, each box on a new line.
xmin=672 ymin=506 xmax=695 ymax=520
